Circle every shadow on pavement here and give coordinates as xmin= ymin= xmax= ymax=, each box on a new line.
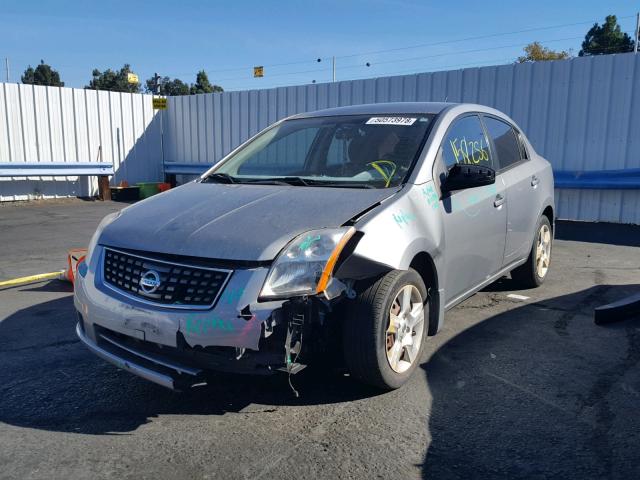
xmin=2 ymin=280 xmax=639 ymax=480
xmin=422 ymin=284 xmax=640 ymax=479
xmin=555 ymin=220 xmax=640 ymax=247
xmin=0 ymin=294 xmax=377 ymax=435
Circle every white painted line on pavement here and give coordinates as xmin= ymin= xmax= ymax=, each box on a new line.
xmin=507 ymin=293 xmax=530 ymax=301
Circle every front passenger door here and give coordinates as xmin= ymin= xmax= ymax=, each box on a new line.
xmin=436 ymin=115 xmax=508 ymax=304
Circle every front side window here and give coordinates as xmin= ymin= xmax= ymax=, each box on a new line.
xmin=206 ymin=114 xmax=434 ymax=188
xmin=441 ymin=115 xmax=493 ymax=170
xmin=483 ymin=117 xmax=522 ymax=169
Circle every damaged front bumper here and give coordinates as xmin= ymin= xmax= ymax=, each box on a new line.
xmin=74 ymin=246 xmax=340 ymax=390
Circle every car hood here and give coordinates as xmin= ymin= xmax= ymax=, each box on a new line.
xmin=99 ymin=182 xmax=396 ymax=261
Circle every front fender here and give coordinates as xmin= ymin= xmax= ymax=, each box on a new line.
xmin=337 ymin=182 xmax=446 ymax=333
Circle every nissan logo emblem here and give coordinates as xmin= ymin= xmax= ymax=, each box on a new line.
xmin=139 ymin=270 xmax=161 ymax=294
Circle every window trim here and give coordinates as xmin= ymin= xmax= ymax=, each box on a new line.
xmin=479 ymin=114 xmax=529 ymax=173
xmin=515 ymin=130 xmax=530 ymax=160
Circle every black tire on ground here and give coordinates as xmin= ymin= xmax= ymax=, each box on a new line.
xmin=342 ymin=268 xmax=428 ymax=390
xmin=511 ymin=215 xmax=552 ymax=288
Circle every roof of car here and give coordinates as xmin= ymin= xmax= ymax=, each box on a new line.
xmin=291 ymin=102 xmax=454 ymax=119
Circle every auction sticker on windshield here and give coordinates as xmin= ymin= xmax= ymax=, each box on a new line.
xmin=366 ymin=117 xmax=417 ymax=125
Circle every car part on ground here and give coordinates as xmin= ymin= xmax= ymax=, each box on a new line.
xmin=594 ymin=291 xmax=640 ymax=325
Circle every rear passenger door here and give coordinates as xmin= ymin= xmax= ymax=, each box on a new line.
xmin=482 ymin=116 xmax=540 ymax=265
xmin=436 ymin=114 xmax=508 ymax=303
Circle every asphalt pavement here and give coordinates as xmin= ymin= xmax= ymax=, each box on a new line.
xmin=0 ymin=199 xmax=639 ymax=479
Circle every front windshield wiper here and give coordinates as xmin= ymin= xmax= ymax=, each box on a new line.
xmin=205 ymin=174 xmax=377 ymax=189
xmin=202 ymin=173 xmax=237 ymax=184
xmin=306 ymin=181 xmax=376 ymax=189
xmin=240 ymin=176 xmax=311 ymax=186
xmin=243 ymin=177 xmax=377 ymax=188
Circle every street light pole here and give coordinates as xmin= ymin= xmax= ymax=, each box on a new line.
xmin=4 ymin=57 xmax=9 ymax=82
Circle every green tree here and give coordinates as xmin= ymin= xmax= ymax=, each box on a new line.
xmin=579 ymin=15 xmax=634 ymax=56
xmin=190 ymin=70 xmax=223 ymax=94
xmin=516 ymin=42 xmax=571 ymax=63
xmin=21 ymin=60 xmax=64 ymax=86
xmin=86 ymin=64 xmax=140 ymax=93
xmin=144 ymin=75 xmax=190 ymax=96
xmin=144 ymin=70 xmax=224 ymax=96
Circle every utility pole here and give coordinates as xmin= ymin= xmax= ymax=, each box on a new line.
xmin=153 ymin=72 xmax=161 ymax=94
xmin=635 ymin=12 xmax=639 ymax=54
xmin=332 ymin=56 xmax=336 ymax=82
xmin=4 ymin=57 xmax=9 ymax=82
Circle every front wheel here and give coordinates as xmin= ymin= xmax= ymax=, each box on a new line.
xmin=511 ymin=215 xmax=552 ymax=288
xmin=343 ymin=269 xmax=428 ymax=390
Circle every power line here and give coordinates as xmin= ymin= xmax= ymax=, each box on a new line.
xmin=340 ymin=57 xmax=517 ymax=82
xmin=215 ymin=66 xmax=328 ymax=82
xmin=333 ymin=16 xmax=634 ymax=59
xmin=221 ymin=36 xmax=582 ymax=88
xmin=164 ymin=13 xmax=637 ymax=80
xmin=222 ymin=39 xmax=634 ymax=92
xmin=222 ymin=57 xmax=506 ymax=91
xmin=349 ymin=36 xmax=583 ymax=68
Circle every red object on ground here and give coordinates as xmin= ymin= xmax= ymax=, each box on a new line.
xmin=66 ymin=248 xmax=88 ymax=285
xmin=158 ymin=182 xmax=171 ymax=192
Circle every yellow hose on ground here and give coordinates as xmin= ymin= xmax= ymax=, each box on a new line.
xmin=0 ymin=270 xmax=66 ymax=288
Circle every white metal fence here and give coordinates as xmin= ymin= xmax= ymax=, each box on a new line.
xmin=163 ymin=53 xmax=640 ymax=224
xmin=1 ymin=53 xmax=639 ymax=223
xmin=0 ymin=84 xmax=163 ymax=201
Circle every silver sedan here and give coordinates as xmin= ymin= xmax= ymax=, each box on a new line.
xmin=75 ymin=102 xmax=554 ymax=391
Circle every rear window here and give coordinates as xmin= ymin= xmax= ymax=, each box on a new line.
xmin=483 ymin=117 xmax=523 ymax=169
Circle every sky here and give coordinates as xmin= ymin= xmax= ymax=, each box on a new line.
xmin=1 ymin=0 xmax=637 ymax=92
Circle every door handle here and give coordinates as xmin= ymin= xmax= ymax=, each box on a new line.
xmin=531 ymin=175 xmax=539 ymax=187
xmin=494 ymin=193 xmax=505 ymax=208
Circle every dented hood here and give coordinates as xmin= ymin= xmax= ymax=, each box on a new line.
xmin=99 ymin=182 xmax=395 ymax=261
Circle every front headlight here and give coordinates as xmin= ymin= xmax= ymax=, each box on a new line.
xmin=260 ymin=227 xmax=356 ymax=299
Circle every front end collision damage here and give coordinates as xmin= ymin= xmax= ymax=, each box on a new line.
xmin=74 ymin=195 xmax=415 ymax=390
xmin=75 ymin=256 xmax=356 ymax=390
xmin=75 ymin=179 xmax=445 ymax=392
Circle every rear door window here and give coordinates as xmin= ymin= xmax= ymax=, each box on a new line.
xmin=441 ymin=115 xmax=493 ymax=170
xmin=483 ymin=117 xmax=523 ymax=170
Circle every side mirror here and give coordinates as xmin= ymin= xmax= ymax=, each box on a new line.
xmin=443 ymin=164 xmax=495 ymax=191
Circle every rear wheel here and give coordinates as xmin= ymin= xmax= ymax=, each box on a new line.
xmin=343 ymin=269 xmax=428 ymax=390
xmin=511 ymin=215 xmax=552 ymax=288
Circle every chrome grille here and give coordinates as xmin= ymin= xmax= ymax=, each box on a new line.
xmin=102 ymin=248 xmax=232 ymax=309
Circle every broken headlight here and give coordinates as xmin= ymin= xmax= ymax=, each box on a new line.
xmin=260 ymin=227 xmax=356 ymax=299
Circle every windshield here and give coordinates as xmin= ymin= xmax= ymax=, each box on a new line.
xmin=204 ymin=114 xmax=435 ymax=188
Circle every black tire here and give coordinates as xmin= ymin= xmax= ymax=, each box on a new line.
xmin=342 ymin=269 xmax=428 ymax=390
xmin=511 ymin=215 xmax=552 ymax=288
